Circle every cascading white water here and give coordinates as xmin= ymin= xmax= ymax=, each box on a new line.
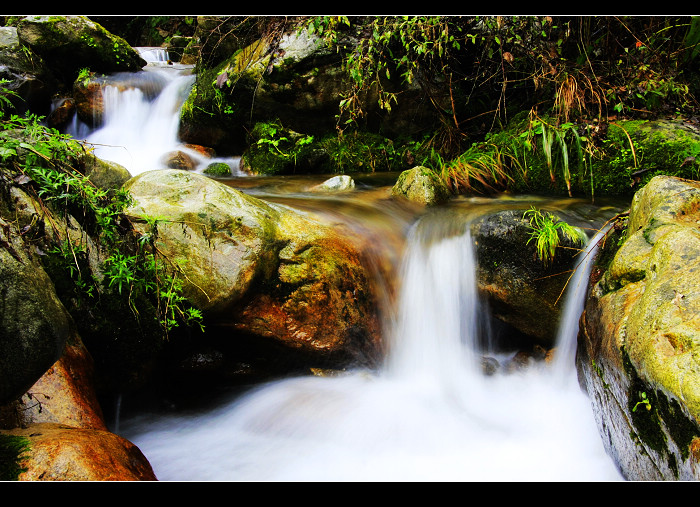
xmin=65 ymin=49 xmax=241 ymax=177
xmin=550 ymin=224 xmax=614 ymax=381
xmin=138 ymin=47 xmax=171 ymax=63
xmin=120 ymin=214 xmax=622 ymax=481
xmin=85 ymin=69 xmax=195 ymax=176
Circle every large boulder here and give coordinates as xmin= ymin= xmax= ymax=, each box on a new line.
xmin=124 ymin=170 xmax=382 ymax=366
xmin=0 ymin=25 xmax=58 ymax=115
xmin=179 ymin=22 xmax=447 ymax=155
xmin=391 ymin=166 xmax=451 ymax=207
xmin=471 ymin=209 xmax=588 ymax=344
xmin=0 ymin=216 xmax=71 ymax=405
xmin=578 ymin=175 xmax=700 ymax=480
xmin=123 ymin=169 xmax=282 ymax=315
xmin=0 ymin=423 xmax=156 ymax=480
xmin=15 ymin=16 xmax=145 ymax=82
xmin=7 ymin=327 xmax=107 ymax=431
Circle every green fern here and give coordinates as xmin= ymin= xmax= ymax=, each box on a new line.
xmin=524 ymin=206 xmax=587 ymax=266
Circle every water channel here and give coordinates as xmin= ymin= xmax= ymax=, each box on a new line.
xmin=63 ymin=49 xmax=626 ymax=481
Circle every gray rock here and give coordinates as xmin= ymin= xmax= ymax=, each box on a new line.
xmin=0 ymin=218 xmax=71 ymax=404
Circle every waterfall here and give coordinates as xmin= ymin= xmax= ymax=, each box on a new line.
xmin=384 ymin=219 xmax=487 ymax=393
xmin=64 ymin=49 xmax=241 ymax=177
xmin=137 ymin=47 xmax=171 ymax=63
xmin=550 ymin=224 xmax=613 ymax=381
xmin=85 ymin=69 xmax=195 ymax=176
xmin=120 ymin=213 xmax=622 ymax=481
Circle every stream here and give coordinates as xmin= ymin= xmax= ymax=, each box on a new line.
xmin=62 ymin=49 xmax=625 ymax=481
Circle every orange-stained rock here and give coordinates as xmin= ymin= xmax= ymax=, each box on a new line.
xmin=161 ymin=150 xmax=196 ymax=170
xmin=233 ymin=233 xmax=382 ymax=365
xmin=73 ymin=79 xmax=104 ymax=127
xmin=16 ymin=328 xmax=107 ymax=431
xmin=2 ymin=423 xmax=157 ymax=481
xmin=182 ymin=143 xmax=216 ymax=158
xmin=46 ymin=98 xmax=76 ymax=130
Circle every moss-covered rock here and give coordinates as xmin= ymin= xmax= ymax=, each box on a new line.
xmin=0 ymin=25 xmax=57 ymax=115
xmin=595 ymin=119 xmax=700 ymax=196
xmin=79 ymin=153 xmax=132 ymax=191
xmin=391 ymin=166 xmax=451 ymax=206
xmin=471 ymin=209 xmax=588 ymax=344
xmin=124 ymin=169 xmax=281 ymax=314
xmin=15 ymin=16 xmax=145 ymax=82
xmin=578 ymin=175 xmax=700 ymax=480
xmin=0 ymin=215 xmax=71 ymax=405
xmin=124 ymin=170 xmax=382 ymax=366
xmin=203 ymin=162 xmax=231 ymax=177
xmin=240 ymin=121 xmax=318 ymax=175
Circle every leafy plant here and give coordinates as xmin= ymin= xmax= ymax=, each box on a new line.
xmin=77 ymin=68 xmax=93 ymax=87
xmin=0 ymin=435 xmax=30 ymax=481
xmin=523 ymin=206 xmax=587 ymax=266
xmin=520 ymin=115 xmax=590 ymax=197
xmin=0 ymin=102 xmax=204 ymax=340
xmin=437 ymin=141 xmax=517 ymax=194
xmin=0 ymin=79 xmax=21 ymax=112
xmin=248 ymin=120 xmax=315 ymax=173
xmin=633 ymin=391 xmax=652 ymax=412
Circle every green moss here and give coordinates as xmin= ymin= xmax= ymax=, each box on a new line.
xmin=622 ymin=347 xmax=668 ymax=456
xmin=203 ymin=162 xmax=232 ymax=177
xmin=596 ymin=120 xmax=700 ymax=195
xmin=621 ymin=346 xmax=700 ymax=476
xmin=0 ymin=434 xmax=29 ymax=480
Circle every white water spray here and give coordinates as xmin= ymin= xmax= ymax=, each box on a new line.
xmin=62 ymin=50 xmax=241 ymax=177
xmin=85 ymin=69 xmax=195 ymax=176
xmin=121 ymin=215 xmax=621 ymax=481
xmin=550 ymin=224 xmax=613 ymax=381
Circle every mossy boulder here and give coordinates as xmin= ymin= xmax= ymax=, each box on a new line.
xmin=594 ymin=119 xmax=700 ymax=196
xmin=80 ymin=153 xmax=132 ymax=191
xmin=124 ymin=169 xmax=281 ymax=315
xmin=0 ymin=216 xmax=71 ymax=405
xmin=15 ymin=16 xmax=145 ymax=82
xmin=0 ymin=25 xmax=58 ymax=115
xmin=391 ymin=166 xmax=451 ymax=206
xmin=178 ymin=22 xmax=445 ymax=156
xmin=578 ymin=175 xmax=700 ymax=480
xmin=124 ymin=170 xmax=382 ymax=366
xmin=203 ymin=162 xmax=231 ymax=177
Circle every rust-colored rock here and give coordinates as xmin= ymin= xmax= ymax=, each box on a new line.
xmin=73 ymin=80 xmax=104 ymax=127
xmin=16 ymin=328 xmax=107 ymax=431
xmin=1 ymin=423 xmax=156 ymax=481
xmin=183 ymin=143 xmax=216 ymax=158
xmin=46 ymin=98 xmax=76 ymax=129
xmin=161 ymin=150 xmax=196 ymax=170
xmin=234 ymin=233 xmax=382 ymax=365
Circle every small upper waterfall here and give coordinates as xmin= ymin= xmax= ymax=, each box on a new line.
xmin=84 ymin=69 xmax=194 ymax=176
xmin=137 ymin=47 xmax=171 ymax=63
xmin=64 ymin=48 xmax=241 ymax=178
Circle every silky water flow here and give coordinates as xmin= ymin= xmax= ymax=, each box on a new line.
xmin=64 ymin=49 xmax=240 ymax=178
xmin=120 ymin=214 xmax=623 ymax=481
xmin=80 ymin=58 xmax=623 ymax=480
